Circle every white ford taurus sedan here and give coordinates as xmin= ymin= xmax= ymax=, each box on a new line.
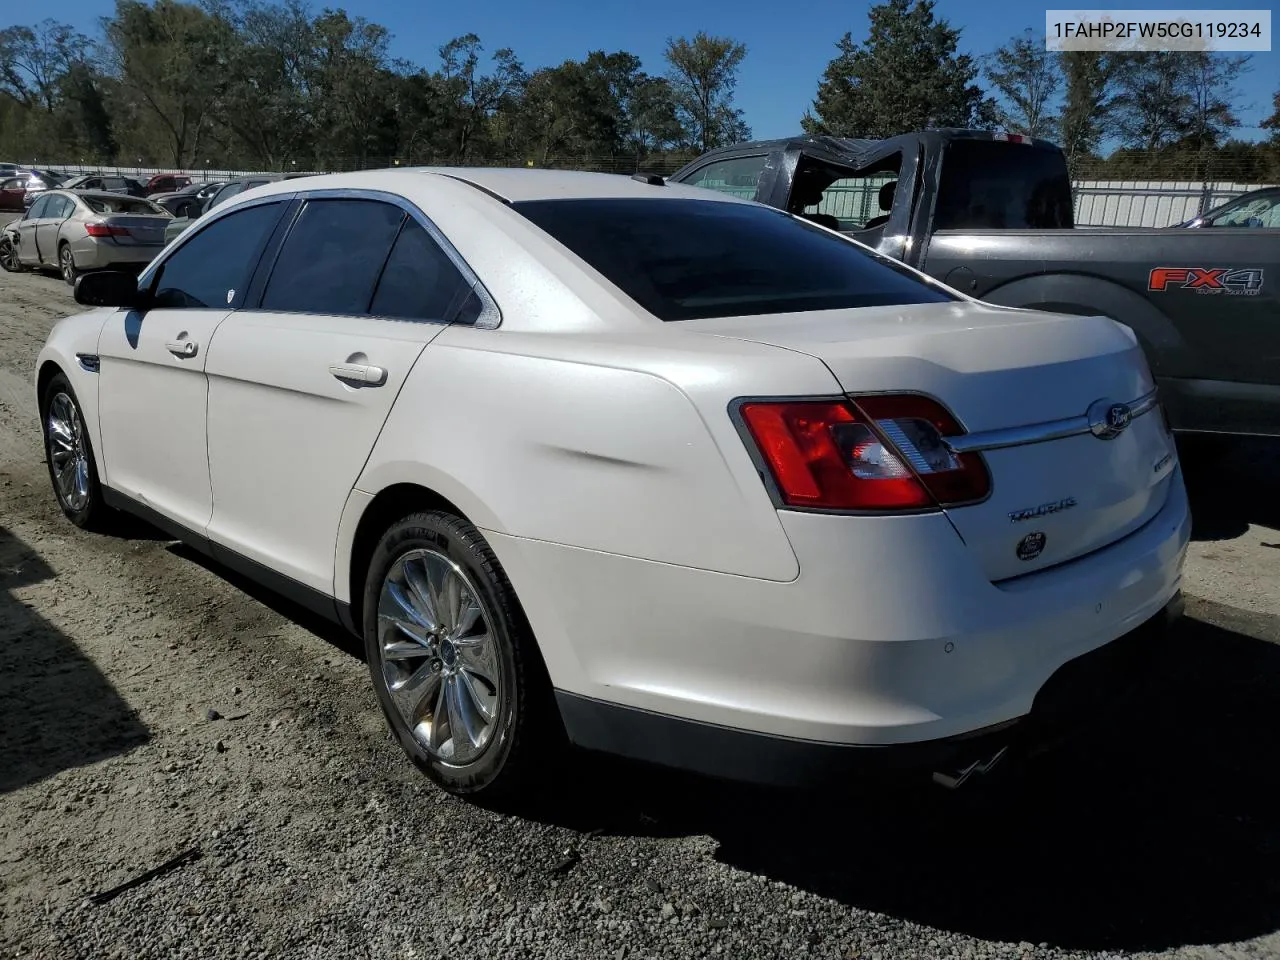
xmin=35 ymin=168 xmax=1189 ymax=797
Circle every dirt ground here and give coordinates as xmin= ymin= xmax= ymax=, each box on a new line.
xmin=3 ymin=267 xmax=1280 ymax=960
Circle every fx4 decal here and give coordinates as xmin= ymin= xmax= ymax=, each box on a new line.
xmin=1148 ymin=267 xmax=1264 ymax=296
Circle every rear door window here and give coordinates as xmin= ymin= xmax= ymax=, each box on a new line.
xmin=513 ymin=197 xmax=955 ymax=322
xmin=260 ymin=198 xmax=405 ymax=315
xmin=369 ymin=218 xmax=471 ymax=322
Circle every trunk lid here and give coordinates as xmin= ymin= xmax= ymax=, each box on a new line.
xmin=101 ymin=214 xmax=169 ymax=246
xmin=689 ymin=301 xmax=1178 ymax=582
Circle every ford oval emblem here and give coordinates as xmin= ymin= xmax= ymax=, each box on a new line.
xmin=1016 ymin=531 xmax=1046 ymax=561
xmin=1087 ymin=398 xmax=1133 ymax=440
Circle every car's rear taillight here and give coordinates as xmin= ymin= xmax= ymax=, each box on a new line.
xmin=85 ymin=223 xmax=129 ymax=237
xmin=737 ymin=395 xmax=990 ymax=512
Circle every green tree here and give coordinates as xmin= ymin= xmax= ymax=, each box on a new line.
xmin=216 ymin=0 xmax=315 ymax=167
xmin=1263 ymin=88 xmax=1280 ymax=143
xmin=516 ymin=58 xmax=620 ymax=162
xmin=1058 ymin=51 xmax=1114 ymax=163
xmin=1179 ymin=52 xmax=1249 ymax=147
xmin=58 ymin=62 xmax=118 ymax=159
xmin=804 ymin=0 xmax=993 ymax=138
xmin=436 ymin=34 xmax=526 ymax=161
xmin=663 ymin=32 xmax=749 ymax=152
xmin=306 ymin=11 xmax=401 ymax=165
xmin=627 ymin=75 xmax=684 ymax=154
xmin=101 ymin=0 xmax=234 ymax=165
xmin=0 ymin=20 xmax=91 ymax=112
xmin=1106 ymin=51 xmax=1248 ymax=152
xmin=984 ymin=30 xmax=1060 ymax=138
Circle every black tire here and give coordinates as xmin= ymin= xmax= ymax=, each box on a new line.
xmin=58 ymin=242 xmax=78 ymax=286
xmin=40 ymin=372 xmax=110 ymax=530
xmin=0 ymin=235 xmax=21 ymax=273
xmin=362 ymin=510 xmax=560 ymax=799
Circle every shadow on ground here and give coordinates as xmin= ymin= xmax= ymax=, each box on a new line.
xmin=165 ymin=541 xmax=364 ymax=661
xmin=1183 ymin=436 xmax=1280 ymax=541
xmin=0 ymin=525 xmax=149 ymax=793
xmin=518 ymin=597 xmax=1280 ymax=954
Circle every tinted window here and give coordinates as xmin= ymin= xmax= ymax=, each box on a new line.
xmin=49 ymin=195 xmax=75 ymax=218
xmin=680 ymin=156 xmax=768 ymax=199
xmin=369 ymin=218 xmax=471 ymax=321
xmin=26 ymin=195 xmax=50 ymax=218
xmin=208 ymin=183 xmax=244 ymax=210
xmin=934 ymin=140 xmax=1074 ymax=230
xmin=262 ymin=199 xmax=404 ymax=315
xmin=513 ymin=198 xmax=955 ymax=322
xmin=152 ymin=202 xmax=284 ymax=309
xmin=1 ymin=178 xmax=22 ymax=190
xmin=1206 ymin=192 xmax=1280 ymax=228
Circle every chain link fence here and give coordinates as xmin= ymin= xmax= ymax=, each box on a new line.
xmin=29 ymin=155 xmax=1277 ymax=228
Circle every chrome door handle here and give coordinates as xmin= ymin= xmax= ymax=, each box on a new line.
xmin=166 ymin=339 xmax=198 ymax=358
xmin=329 ymin=362 xmax=387 ymax=387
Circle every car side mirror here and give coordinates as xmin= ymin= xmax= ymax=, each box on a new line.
xmin=75 ymin=270 xmax=147 ymax=309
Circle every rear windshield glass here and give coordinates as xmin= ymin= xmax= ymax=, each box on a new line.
xmin=934 ymin=140 xmax=1074 ymax=230
xmin=512 ymin=197 xmax=955 ymax=321
xmin=83 ymin=196 xmax=165 ymax=216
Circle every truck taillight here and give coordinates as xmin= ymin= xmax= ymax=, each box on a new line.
xmin=736 ymin=395 xmax=990 ymax=512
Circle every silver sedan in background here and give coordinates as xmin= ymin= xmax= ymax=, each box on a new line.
xmin=0 ymin=190 xmax=171 ymax=284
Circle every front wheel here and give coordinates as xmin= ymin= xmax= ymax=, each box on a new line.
xmin=0 ymin=235 xmax=22 ymax=272
xmin=41 ymin=373 xmax=110 ymax=529
xmin=362 ymin=510 xmax=560 ymax=799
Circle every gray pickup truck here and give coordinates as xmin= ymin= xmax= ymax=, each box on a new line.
xmin=668 ymin=131 xmax=1280 ymax=441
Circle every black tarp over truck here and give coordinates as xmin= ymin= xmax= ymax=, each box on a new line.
xmin=668 ymin=131 xmax=1280 ymax=440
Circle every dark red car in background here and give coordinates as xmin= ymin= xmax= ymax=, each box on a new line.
xmin=144 ymin=173 xmax=193 ymax=195
xmin=0 ymin=175 xmax=28 ymax=211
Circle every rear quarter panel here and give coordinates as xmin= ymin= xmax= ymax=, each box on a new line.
xmin=350 ymin=325 xmax=844 ymax=585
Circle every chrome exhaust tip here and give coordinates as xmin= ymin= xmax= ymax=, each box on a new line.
xmin=931 ymin=745 xmax=1010 ymax=790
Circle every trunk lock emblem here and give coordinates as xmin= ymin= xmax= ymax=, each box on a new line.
xmin=1088 ymin=398 xmax=1133 ymax=439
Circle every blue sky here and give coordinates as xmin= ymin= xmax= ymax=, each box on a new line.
xmin=5 ymin=0 xmax=1277 ymax=144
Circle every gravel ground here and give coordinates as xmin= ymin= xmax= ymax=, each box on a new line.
xmin=2 ymin=267 xmax=1280 ymax=960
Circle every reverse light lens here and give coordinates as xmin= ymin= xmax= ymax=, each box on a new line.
xmin=738 ymin=394 xmax=990 ymax=512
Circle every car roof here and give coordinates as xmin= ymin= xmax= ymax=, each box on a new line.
xmin=233 ymin=167 xmax=754 ymax=206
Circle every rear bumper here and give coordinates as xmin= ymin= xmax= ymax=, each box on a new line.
xmin=71 ymin=239 xmax=164 ymax=270
xmin=556 ymin=593 xmax=1182 ymax=788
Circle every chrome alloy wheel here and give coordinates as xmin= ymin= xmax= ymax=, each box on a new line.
xmin=46 ymin=392 xmax=91 ymax=512
xmin=376 ymin=548 xmax=504 ymax=765
xmin=59 ymin=246 xmax=75 ymax=283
